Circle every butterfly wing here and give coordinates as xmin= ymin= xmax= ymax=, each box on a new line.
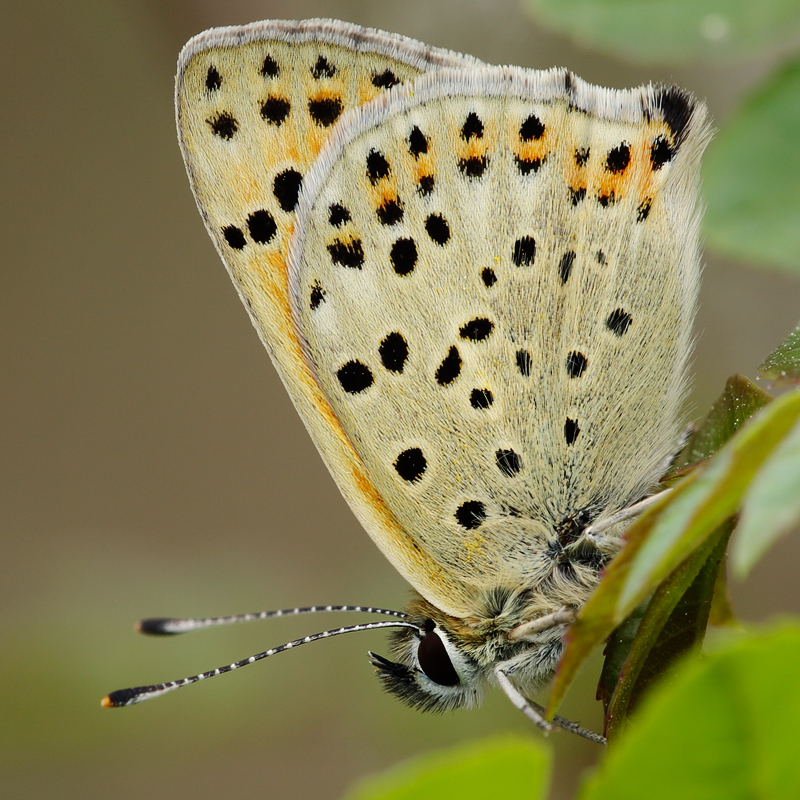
xmin=289 ymin=67 xmax=710 ymax=617
xmin=176 ymin=21 xmax=484 ymax=613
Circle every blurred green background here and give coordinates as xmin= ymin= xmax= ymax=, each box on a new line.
xmin=3 ymin=1 xmax=799 ymax=798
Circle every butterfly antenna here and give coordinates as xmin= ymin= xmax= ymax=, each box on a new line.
xmin=136 ymin=604 xmax=409 ymax=635
xmin=102 ymin=619 xmax=422 ymax=708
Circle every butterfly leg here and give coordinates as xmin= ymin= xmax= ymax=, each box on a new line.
xmin=583 ymin=489 xmax=673 ymax=543
xmin=507 ymin=606 xmax=577 ymax=641
xmin=494 ymin=666 xmax=553 ymax=732
xmin=494 ymin=665 xmax=607 ymax=744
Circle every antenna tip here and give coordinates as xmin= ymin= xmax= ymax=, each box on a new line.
xmin=136 ymin=618 xmax=179 ymax=635
xmin=101 ymin=688 xmax=137 ymax=708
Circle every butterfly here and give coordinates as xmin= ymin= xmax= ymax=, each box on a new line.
xmin=103 ymin=19 xmax=710 ymax=743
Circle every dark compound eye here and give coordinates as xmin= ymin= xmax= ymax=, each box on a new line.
xmin=417 ymin=628 xmax=459 ymax=686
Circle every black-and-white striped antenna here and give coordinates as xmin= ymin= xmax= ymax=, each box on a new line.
xmin=102 ymin=605 xmax=420 ymax=708
xmin=135 ymin=604 xmax=410 ymax=634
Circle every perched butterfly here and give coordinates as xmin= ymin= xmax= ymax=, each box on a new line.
xmin=103 ymin=19 xmax=711 ymax=743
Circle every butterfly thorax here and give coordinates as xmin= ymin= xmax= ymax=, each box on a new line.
xmin=369 ymin=514 xmax=627 ymax=713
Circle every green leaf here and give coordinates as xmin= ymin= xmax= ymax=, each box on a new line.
xmin=547 ymin=381 xmax=796 ymax=719
xmin=733 ymin=413 xmax=800 ymax=576
xmin=672 ymin=375 xmax=772 ymax=470
xmin=707 ymin=552 xmax=737 ymax=627
xmin=600 ymin=520 xmax=733 ymax=739
xmin=343 ymin=737 xmax=550 ymax=800
xmin=759 ymin=322 xmax=800 ymax=387
xmin=521 ymin=0 xmax=800 ymax=64
xmin=580 ymin=625 xmax=800 ymax=800
xmin=704 ymin=59 xmax=800 ymax=274
xmin=620 ymin=388 xmax=800 ymax=613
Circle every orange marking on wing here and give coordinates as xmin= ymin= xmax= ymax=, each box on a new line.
xmin=357 ymin=79 xmax=381 ymax=104
xmin=271 ymin=134 xmax=303 ymax=167
xmin=459 ymin=139 xmax=486 ymax=160
xmin=368 ymin=173 xmax=397 ymax=209
xmin=515 ymin=137 xmax=548 ymax=164
xmin=415 ymin=166 xmax=433 ymax=183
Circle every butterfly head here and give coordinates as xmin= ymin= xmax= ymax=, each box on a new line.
xmin=369 ymin=591 xmax=568 ymax=713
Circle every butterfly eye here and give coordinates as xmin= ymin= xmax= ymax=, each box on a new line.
xmin=417 ymin=628 xmax=460 ymax=686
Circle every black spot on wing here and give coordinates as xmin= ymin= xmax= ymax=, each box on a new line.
xmin=516 ymin=350 xmax=532 ymax=377
xmin=519 ymin=113 xmax=545 ymax=141
xmin=569 ymin=187 xmax=586 ymax=206
xmin=260 ymin=96 xmax=290 ymax=125
xmin=470 ymin=388 xmax=493 ymax=409
xmin=379 ymin=332 xmax=408 ymax=372
xmin=496 ymin=449 xmax=522 ymax=477
xmin=459 ymin=318 xmax=494 ymax=342
xmin=456 ymin=501 xmax=486 ymax=529
xmin=650 ymin=135 xmax=673 ymax=170
xmin=337 ymin=361 xmax=373 ymax=393
xmin=564 ymin=418 xmax=580 ymax=445
xmin=417 ymin=175 xmax=435 ymax=196
xmin=222 ymin=225 xmax=246 ymax=250
xmin=372 ymin=69 xmax=399 ymax=89
xmin=652 ymin=86 xmax=694 ymax=147
xmin=328 ymin=239 xmax=364 ymax=268
xmin=328 ymin=203 xmax=350 ymax=227
xmin=311 ymin=55 xmax=336 ymax=79
xmin=390 ymin=238 xmax=417 ymax=275
xmin=574 ymin=147 xmax=590 ymax=167
xmin=377 ymin=198 xmax=404 ymax=226
xmin=606 ymin=143 xmax=630 ymax=173
xmin=207 ymin=111 xmax=238 ymax=140
xmin=435 ymin=346 xmax=461 ymax=385
xmin=260 ymin=55 xmax=279 ymax=78
xmin=458 ymin=156 xmax=488 ymax=179
xmin=597 ymin=191 xmax=616 ymax=207
xmin=205 ymin=66 xmax=221 ymax=91
xmin=512 ymin=237 xmax=536 ymax=266
xmin=606 ymin=308 xmax=633 ymax=336
xmin=461 ymin=112 xmax=484 ymax=139
xmin=515 ymin=156 xmax=543 ymax=175
xmin=425 ymin=214 xmax=450 ymax=245
xmin=408 ymin=126 xmax=428 ymax=157
xmin=247 ymin=210 xmax=277 ymax=244
xmin=366 ymin=149 xmax=391 ymax=184
xmin=308 ymin=97 xmax=342 ymax=127
xmin=637 ymin=199 xmax=652 ymax=221
xmin=559 ymin=251 xmax=576 ymax=284
xmin=310 ymin=281 xmax=325 ymax=309
xmin=273 ymin=169 xmax=302 ymax=212
xmin=565 ymin=351 xmax=587 ymax=378
xmin=394 ymin=448 xmax=426 ymax=482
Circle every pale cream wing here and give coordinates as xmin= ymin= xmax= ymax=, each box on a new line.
xmin=176 ymin=20 xmax=484 ymax=615
xmin=290 ymin=66 xmax=711 ymax=615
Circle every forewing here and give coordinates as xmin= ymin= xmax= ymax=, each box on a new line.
xmin=176 ymin=20 xmax=483 ymax=615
